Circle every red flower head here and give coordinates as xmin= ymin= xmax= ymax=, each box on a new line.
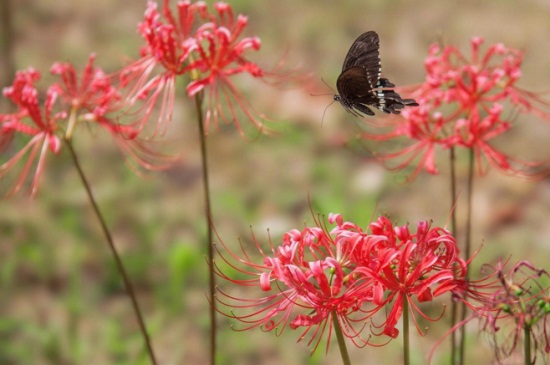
xmin=1 ymin=68 xmax=64 ymax=196
xmin=363 ymin=37 xmax=550 ymax=180
xmin=352 ymin=217 xmax=465 ymax=338
xmin=120 ymin=0 xmax=200 ymax=136
xmin=214 ymin=211 xmax=467 ymax=352
xmin=50 ymin=54 xmax=169 ymax=172
xmin=1 ymin=57 xmax=171 ymax=196
xmin=50 ymin=54 xmax=133 ymax=137
xmin=213 ymin=220 xmax=376 ymax=353
xmin=121 ymin=0 xmax=289 ymax=138
xmin=185 ymin=3 xmax=268 ymax=136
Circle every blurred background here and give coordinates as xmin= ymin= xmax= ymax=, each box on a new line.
xmin=1 ymin=0 xmax=550 ymax=364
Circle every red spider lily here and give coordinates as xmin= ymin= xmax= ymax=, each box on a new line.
xmin=476 ymin=260 xmax=550 ymax=364
xmin=185 ymin=3 xmax=268 ymax=136
xmin=214 ymin=212 xmax=467 ymax=353
xmin=1 ymin=57 xmax=173 ymax=196
xmin=363 ymin=36 xmax=550 ymax=180
xmin=1 ymin=68 xmax=64 ymax=196
xmin=51 ymin=54 xmax=172 ymax=172
xmin=120 ymin=0 xmax=200 ymax=136
xmin=50 ymin=54 xmax=130 ymax=136
xmin=352 ymin=217 xmax=465 ymax=338
xmin=213 ymin=224 xmax=376 ymax=353
xmin=121 ymin=0 xmax=280 ymax=138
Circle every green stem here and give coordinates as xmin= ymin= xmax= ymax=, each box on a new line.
xmin=332 ymin=312 xmax=351 ymax=365
xmin=68 ymin=237 xmax=82 ymax=363
xmin=449 ymin=146 xmax=458 ymax=365
xmin=458 ymin=148 xmax=475 ymax=365
xmin=403 ymin=296 xmax=410 ymax=365
xmin=65 ymin=139 xmax=157 ymax=365
xmin=464 ymin=148 xmax=474 ymax=284
xmin=524 ymin=326 xmax=532 ymax=365
xmin=193 ymin=92 xmax=216 ymax=365
xmin=449 ymin=146 xmax=458 ymax=252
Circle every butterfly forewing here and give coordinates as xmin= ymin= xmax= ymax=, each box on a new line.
xmin=341 ymin=31 xmax=381 ymax=89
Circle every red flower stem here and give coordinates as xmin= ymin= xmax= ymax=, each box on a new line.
xmin=403 ymin=296 xmax=410 ymax=365
xmin=524 ymin=326 xmax=531 ymax=365
xmin=458 ymin=148 xmax=475 ymax=365
xmin=65 ymin=138 xmax=157 ymax=365
xmin=332 ymin=312 xmax=351 ymax=365
xmin=193 ymin=91 xmax=217 ymax=365
xmin=449 ymin=146 xmax=459 ymax=365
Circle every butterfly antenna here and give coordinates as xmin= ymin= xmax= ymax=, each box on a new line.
xmin=321 ymin=77 xmax=336 ymax=94
xmin=309 ymin=78 xmax=337 ymax=97
xmin=321 ymin=99 xmax=336 ymax=126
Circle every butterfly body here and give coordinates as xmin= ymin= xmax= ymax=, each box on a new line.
xmin=335 ymin=31 xmax=418 ymax=117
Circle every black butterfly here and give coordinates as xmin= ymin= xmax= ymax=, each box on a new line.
xmin=334 ymin=31 xmax=418 ymax=117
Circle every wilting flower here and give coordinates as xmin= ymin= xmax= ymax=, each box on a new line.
xmin=477 ymin=260 xmax=550 ymax=364
xmin=363 ymin=36 xmax=550 ymax=180
xmin=121 ymin=0 xmax=282 ymax=137
xmin=214 ymin=212 xmax=468 ymax=353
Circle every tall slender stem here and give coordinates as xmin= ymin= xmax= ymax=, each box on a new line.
xmin=449 ymin=146 xmax=459 ymax=365
xmin=65 ymin=139 xmax=157 ymax=365
xmin=0 ymin=0 xmax=15 ymax=77
xmin=448 ymin=147 xmax=458 ymax=251
xmin=332 ymin=312 xmax=351 ymax=365
xmin=464 ymin=148 xmax=474 ymax=280
xmin=0 ymin=0 xmax=15 ymax=111
xmin=193 ymin=92 xmax=216 ymax=365
xmin=403 ymin=296 xmax=410 ymax=365
xmin=458 ymin=148 xmax=475 ymax=365
xmin=523 ymin=326 xmax=532 ymax=365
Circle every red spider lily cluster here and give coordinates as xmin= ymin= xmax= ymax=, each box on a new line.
xmin=214 ymin=213 xmax=471 ymax=352
xmin=477 ymin=260 xmax=550 ymax=364
xmin=121 ymin=0 xmax=274 ymax=137
xmin=1 ymin=1 xmax=278 ymax=196
xmin=363 ymin=36 xmax=550 ymax=180
xmin=0 ymin=54 xmax=172 ymax=196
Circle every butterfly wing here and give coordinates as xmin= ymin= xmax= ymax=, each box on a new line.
xmin=336 ymin=67 xmax=376 ymax=115
xmin=341 ymin=31 xmax=381 ymax=89
xmin=335 ymin=31 xmax=418 ymax=116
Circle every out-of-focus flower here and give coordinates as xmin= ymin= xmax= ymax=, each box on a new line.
xmin=1 ymin=68 xmax=64 ymax=196
xmin=1 ymin=56 xmax=172 ymax=196
xmin=362 ymin=37 xmax=550 ymax=180
xmin=214 ymin=212 xmax=468 ymax=352
xmin=50 ymin=53 xmax=134 ymax=138
xmin=120 ymin=0 xmax=200 ymax=136
xmin=51 ymin=54 xmax=171 ymax=172
xmin=185 ymin=2 xmax=267 ymax=135
xmin=477 ymin=260 xmax=550 ymax=364
xmin=121 ymin=0 xmax=284 ymax=138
